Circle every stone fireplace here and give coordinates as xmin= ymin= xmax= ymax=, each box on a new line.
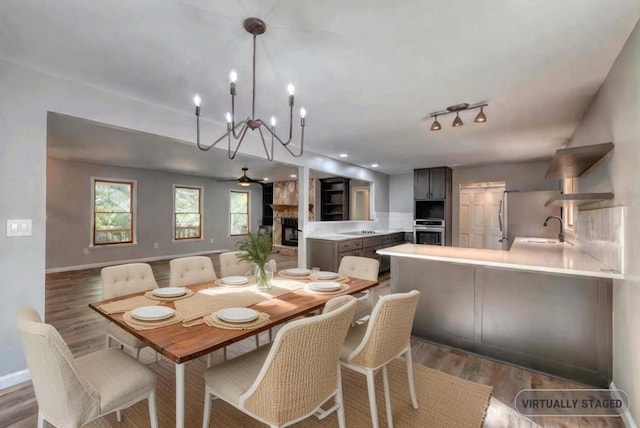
xmin=271 ymin=179 xmax=314 ymax=253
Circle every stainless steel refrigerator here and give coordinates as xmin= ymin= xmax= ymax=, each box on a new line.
xmin=499 ymin=190 xmax=562 ymax=250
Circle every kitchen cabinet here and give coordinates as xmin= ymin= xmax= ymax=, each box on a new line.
xmin=414 ymin=167 xmax=450 ymax=200
xmin=320 ymin=177 xmax=350 ymax=221
xmin=307 ymin=232 xmax=403 ymax=273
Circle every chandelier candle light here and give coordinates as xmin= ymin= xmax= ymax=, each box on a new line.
xmin=429 ymin=102 xmax=488 ymax=131
xmin=193 ymin=17 xmax=306 ymax=160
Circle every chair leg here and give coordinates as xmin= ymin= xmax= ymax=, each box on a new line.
xmin=223 ymin=346 xmax=227 ymax=361
xmin=116 ymin=409 xmax=123 ymax=422
xmin=135 ymin=347 xmax=141 ymax=360
xmin=336 ymin=368 xmax=347 ymax=428
xmin=105 ymin=334 xmax=111 ymax=349
xmin=382 ymin=365 xmax=393 ymax=428
xmin=202 ymin=388 xmax=212 ymax=428
xmin=148 ymin=391 xmax=159 ymax=428
xmin=365 ymin=370 xmax=380 ymax=428
xmin=37 ymin=411 xmax=45 ymax=428
xmin=405 ymin=348 xmax=419 ymax=409
xmin=206 ymin=353 xmax=212 ymax=368
xmin=255 ymin=334 xmax=260 ymax=348
xmin=268 ymin=328 xmax=272 ymax=343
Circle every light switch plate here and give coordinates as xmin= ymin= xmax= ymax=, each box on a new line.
xmin=6 ymin=219 xmax=32 ymax=237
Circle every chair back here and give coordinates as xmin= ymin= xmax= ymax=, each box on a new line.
xmin=240 ymin=296 xmax=357 ymax=425
xmin=101 ymin=263 xmax=158 ymax=299
xmin=219 ymin=251 xmax=253 ymax=277
xmin=338 ymin=256 xmax=379 ymax=281
xmin=169 ymin=256 xmax=217 ymax=286
xmin=15 ymin=308 xmax=100 ymax=427
xmin=347 ymin=290 xmax=421 ymax=369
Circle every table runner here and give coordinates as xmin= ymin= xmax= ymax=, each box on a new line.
xmin=175 ymin=291 xmax=268 ymax=326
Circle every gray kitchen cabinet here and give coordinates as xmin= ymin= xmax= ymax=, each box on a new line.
xmin=414 ymin=167 xmax=451 ymax=200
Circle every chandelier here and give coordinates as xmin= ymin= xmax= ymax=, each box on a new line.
xmin=429 ymin=102 xmax=488 ymax=131
xmin=193 ymin=17 xmax=306 ymax=160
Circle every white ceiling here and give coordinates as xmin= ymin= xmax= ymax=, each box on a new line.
xmin=3 ymin=0 xmax=640 ymax=174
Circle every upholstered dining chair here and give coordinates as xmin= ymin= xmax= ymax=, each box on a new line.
xmin=169 ymin=256 xmax=217 ymax=287
xmin=338 ymin=255 xmax=381 ymax=322
xmin=202 ymin=295 xmax=357 ymax=428
xmin=332 ymin=290 xmax=421 ymax=428
xmin=101 ymin=263 xmax=159 ymax=359
xmin=16 ymin=307 xmax=158 ymax=428
xmin=219 ymin=251 xmax=253 ymax=277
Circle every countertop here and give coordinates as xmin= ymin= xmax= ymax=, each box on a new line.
xmin=376 ymin=237 xmax=623 ymax=279
xmin=307 ymin=230 xmax=409 ymax=241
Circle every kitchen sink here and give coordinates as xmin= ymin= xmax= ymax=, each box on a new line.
xmin=340 ymin=231 xmax=379 ymax=236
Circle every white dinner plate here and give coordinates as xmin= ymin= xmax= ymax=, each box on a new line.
xmin=152 ymin=287 xmax=186 ymax=298
xmin=131 ymin=306 xmax=175 ymax=321
xmin=216 ymin=307 xmax=258 ymax=323
xmin=221 ymin=276 xmax=249 ymax=285
xmin=311 ymin=271 xmax=339 ymax=280
xmin=284 ymin=268 xmax=311 ymax=276
xmin=309 ymin=282 xmax=342 ymax=292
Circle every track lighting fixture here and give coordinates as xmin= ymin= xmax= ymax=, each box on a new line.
xmin=428 ymin=102 xmax=488 ymax=131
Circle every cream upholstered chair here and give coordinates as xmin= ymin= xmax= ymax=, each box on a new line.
xmin=169 ymin=256 xmax=217 ymax=287
xmin=16 ymin=307 xmax=158 ymax=428
xmin=101 ymin=263 xmax=159 ymax=359
xmin=219 ymin=251 xmax=253 ymax=277
xmin=337 ymin=290 xmax=421 ymax=428
xmin=202 ymin=296 xmax=357 ymax=428
xmin=338 ymin=256 xmax=380 ymax=322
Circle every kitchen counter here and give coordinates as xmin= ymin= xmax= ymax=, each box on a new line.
xmin=308 ymin=229 xmax=410 ymax=241
xmin=377 ymin=237 xmax=622 ymax=279
xmin=382 ymin=237 xmax=614 ymax=386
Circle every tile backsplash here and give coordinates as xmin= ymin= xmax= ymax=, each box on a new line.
xmin=573 ymin=206 xmax=625 ymax=273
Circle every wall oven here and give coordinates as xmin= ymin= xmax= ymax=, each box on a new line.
xmin=413 ymin=219 xmax=445 ymax=246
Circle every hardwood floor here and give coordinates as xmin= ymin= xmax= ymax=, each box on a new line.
xmin=0 ymin=252 xmax=624 ymax=427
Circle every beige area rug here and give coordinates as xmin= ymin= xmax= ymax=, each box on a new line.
xmin=86 ymin=356 xmax=492 ymax=428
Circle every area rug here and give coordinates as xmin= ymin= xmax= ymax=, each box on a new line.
xmin=86 ymin=356 xmax=492 ymax=428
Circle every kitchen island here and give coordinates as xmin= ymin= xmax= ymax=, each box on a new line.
xmin=377 ymin=239 xmax=622 ymax=386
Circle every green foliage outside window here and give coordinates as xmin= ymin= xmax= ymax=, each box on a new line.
xmin=230 ymin=191 xmax=249 ymax=235
xmin=94 ymin=180 xmax=133 ymax=244
xmin=175 ymin=187 xmax=202 ymax=239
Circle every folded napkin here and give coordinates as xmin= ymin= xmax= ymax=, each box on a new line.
xmin=99 ymin=296 xmax=158 ymax=314
xmin=204 ymin=312 xmax=270 ymax=330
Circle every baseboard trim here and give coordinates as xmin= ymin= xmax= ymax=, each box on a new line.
xmin=611 ymin=381 xmax=638 ymax=428
xmin=45 ymin=249 xmax=230 ymax=273
xmin=0 ymin=369 xmax=30 ymax=391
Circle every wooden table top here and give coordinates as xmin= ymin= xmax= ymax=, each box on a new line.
xmin=89 ymin=276 xmax=378 ymax=364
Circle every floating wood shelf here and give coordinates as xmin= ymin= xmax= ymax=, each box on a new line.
xmin=545 ymin=142 xmax=614 ymax=179
xmin=545 ymin=193 xmax=614 ymax=208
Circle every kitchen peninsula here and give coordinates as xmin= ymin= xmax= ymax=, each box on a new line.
xmin=378 ymin=239 xmax=623 ymax=386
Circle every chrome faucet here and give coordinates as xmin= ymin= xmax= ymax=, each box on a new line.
xmin=543 ymin=216 xmax=564 ymax=242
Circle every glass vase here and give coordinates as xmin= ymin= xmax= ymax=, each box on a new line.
xmin=255 ymin=262 xmax=273 ymax=291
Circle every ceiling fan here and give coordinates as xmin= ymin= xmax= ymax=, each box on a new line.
xmin=217 ymin=167 xmax=264 ymax=187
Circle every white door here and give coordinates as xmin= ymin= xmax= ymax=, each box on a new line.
xmin=459 ymin=184 xmax=506 ymax=249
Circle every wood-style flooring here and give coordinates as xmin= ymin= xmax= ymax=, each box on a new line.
xmin=0 ymin=252 xmax=624 ymax=427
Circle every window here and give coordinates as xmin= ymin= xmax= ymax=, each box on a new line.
xmin=563 ymin=177 xmax=575 ymax=229
xmin=93 ymin=179 xmax=135 ymax=245
xmin=174 ymin=186 xmax=202 ymax=240
xmin=230 ymin=190 xmax=249 ymax=236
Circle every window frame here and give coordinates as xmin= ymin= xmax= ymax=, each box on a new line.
xmin=229 ymin=189 xmax=250 ymax=236
xmin=173 ymin=184 xmax=203 ymax=241
xmin=91 ymin=177 xmax=137 ymax=247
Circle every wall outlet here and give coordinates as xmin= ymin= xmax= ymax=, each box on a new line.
xmin=210 ymin=238 xmax=214 ymax=244
xmin=83 ymin=248 xmax=89 ymax=255
xmin=153 ymin=242 xmax=159 ymax=249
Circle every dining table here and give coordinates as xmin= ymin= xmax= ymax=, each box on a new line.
xmin=89 ymin=273 xmax=379 ymax=428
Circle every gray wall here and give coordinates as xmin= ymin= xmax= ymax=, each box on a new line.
xmin=46 ymin=158 xmax=262 ymax=269
xmin=389 ymin=173 xmax=413 ymax=213
xmin=451 ymin=161 xmax=560 ymax=246
xmin=564 ymin=19 xmax=640 ymax=423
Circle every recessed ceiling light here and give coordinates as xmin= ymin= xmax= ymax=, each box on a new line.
xmin=290 ymin=174 xmax=297 ymax=178
xmin=339 ymin=153 xmax=348 ymax=158
xmin=371 ymin=163 xmax=379 ymax=168
xmin=263 ymin=177 xmax=269 ymax=181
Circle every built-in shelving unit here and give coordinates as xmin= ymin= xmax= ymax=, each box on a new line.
xmin=320 ymin=177 xmax=349 ymax=221
xmin=545 ymin=142 xmax=614 ymax=179
xmin=545 ymin=193 xmax=614 ymax=208
xmin=261 ymin=183 xmax=273 ymax=226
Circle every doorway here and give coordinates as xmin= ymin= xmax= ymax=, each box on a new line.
xmin=459 ymin=181 xmax=505 ymax=249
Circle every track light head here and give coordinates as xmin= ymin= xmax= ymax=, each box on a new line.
xmin=474 ymin=107 xmax=487 ymax=123
xmin=430 ymin=116 xmax=442 ymax=131
xmin=452 ymin=112 xmax=464 ymax=127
